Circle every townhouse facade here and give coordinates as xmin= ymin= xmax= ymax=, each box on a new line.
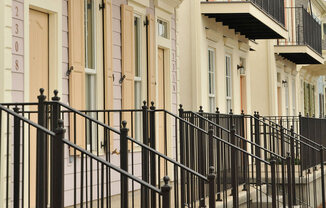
xmin=1 ymin=0 xmax=326 ymax=207
xmin=0 ymin=0 xmax=182 ymax=206
xmin=249 ymin=0 xmax=326 ymax=117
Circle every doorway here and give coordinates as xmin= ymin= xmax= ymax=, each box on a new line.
xmin=277 ymin=86 xmax=282 ymax=116
xmin=158 ymin=48 xmax=166 ymax=174
xmin=29 ymin=9 xmax=49 ymax=206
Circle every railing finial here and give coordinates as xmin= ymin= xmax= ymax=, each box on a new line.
xmin=143 ymin=100 xmax=147 ymax=106
xmin=199 ymin=106 xmax=203 ymax=112
xmin=179 ymin=104 xmax=183 ymax=109
xmin=52 ymin=90 xmax=60 ymax=101
xmin=39 ymin=88 xmax=44 ymax=95
xmin=229 ymin=109 xmax=233 ymax=115
xmin=151 ymin=101 xmax=155 ymax=107
xmin=163 ymin=176 xmax=170 ymax=185
xmin=122 ymin=120 xmax=127 ymax=128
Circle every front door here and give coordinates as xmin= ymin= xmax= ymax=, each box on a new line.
xmin=158 ymin=48 xmax=166 ymax=173
xmin=277 ymin=86 xmax=282 ymax=116
xmin=29 ymin=9 xmax=49 ymax=206
xmin=240 ymin=76 xmax=246 ymax=113
xmin=29 ymin=9 xmax=49 ymax=101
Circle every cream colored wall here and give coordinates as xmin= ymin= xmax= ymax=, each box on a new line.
xmin=177 ymin=0 xmax=250 ymax=114
xmin=0 ymin=0 xmax=12 ymax=206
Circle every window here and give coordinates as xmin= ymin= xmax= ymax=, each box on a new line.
xmin=157 ymin=19 xmax=168 ymax=38
xmin=323 ymin=23 xmax=326 ymax=37
xmin=292 ymin=78 xmax=296 ymax=115
xmin=208 ymin=49 xmax=215 ymax=113
xmin=285 ymin=77 xmax=289 ymax=116
xmin=226 ymin=55 xmax=232 ymax=113
xmin=134 ymin=15 xmax=142 ymax=141
xmin=84 ymin=0 xmax=97 ymax=150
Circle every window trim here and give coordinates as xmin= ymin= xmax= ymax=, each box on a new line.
xmin=208 ymin=48 xmax=216 ymax=112
xmin=225 ymin=54 xmax=232 ymax=111
xmin=84 ymin=0 xmax=97 ymax=74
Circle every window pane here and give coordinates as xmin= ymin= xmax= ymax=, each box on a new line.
xmin=85 ymin=0 xmax=95 ymax=69
xmin=209 ymin=97 xmax=215 ymax=113
xmin=158 ymin=19 xmax=168 ymax=38
xmin=134 ymin=16 xmax=141 ymax=77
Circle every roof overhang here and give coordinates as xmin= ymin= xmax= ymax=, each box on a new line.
xmin=274 ymin=45 xmax=324 ymax=64
xmin=301 ymin=64 xmax=326 ymax=76
xmin=201 ymin=2 xmax=288 ymax=40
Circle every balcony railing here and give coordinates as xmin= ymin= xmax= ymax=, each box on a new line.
xmin=206 ymin=0 xmax=285 ymax=26
xmin=278 ymin=7 xmax=322 ymax=55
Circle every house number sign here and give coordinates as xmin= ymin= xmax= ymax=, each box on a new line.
xmin=12 ymin=0 xmax=24 ymax=73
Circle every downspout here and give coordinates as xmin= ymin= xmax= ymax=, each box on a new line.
xmin=100 ymin=0 xmax=106 ymax=111
xmin=145 ymin=16 xmax=149 ymax=105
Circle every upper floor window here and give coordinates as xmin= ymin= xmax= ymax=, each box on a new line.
xmin=226 ymin=55 xmax=232 ymax=113
xmin=84 ymin=0 xmax=95 ymax=71
xmin=157 ymin=19 xmax=168 ymax=39
xmin=208 ymin=48 xmax=216 ymax=113
xmin=134 ymin=15 xmax=142 ymax=141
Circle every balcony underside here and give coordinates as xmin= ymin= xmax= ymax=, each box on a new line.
xmin=274 ymin=45 xmax=324 ymax=64
xmin=201 ymin=2 xmax=287 ymax=40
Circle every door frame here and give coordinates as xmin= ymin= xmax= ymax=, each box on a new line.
xmin=24 ymin=0 xmax=62 ymax=101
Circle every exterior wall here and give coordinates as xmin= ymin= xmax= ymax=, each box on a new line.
xmin=177 ymin=0 xmax=251 ymax=114
xmin=0 ymin=0 xmax=13 ymax=206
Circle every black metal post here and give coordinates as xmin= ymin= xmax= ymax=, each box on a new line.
xmin=13 ymin=107 xmax=20 ymax=208
xmin=120 ymin=121 xmax=129 ymax=208
xmin=254 ymin=113 xmax=261 ymax=186
xmin=141 ymin=101 xmax=149 ymax=208
xmin=198 ymin=106 xmax=206 ymax=207
xmin=271 ymin=160 xmax=277 ymax=208
xmin=208 ymin=125 xmax=214 ymax=167
xmin=51 ymin=90 xmax=60 ymax=207
xmin=290 ymin=126 xmax=296 ymax=205
xmin=52 ymin=120 xmax=65 ymax=208
xmin=320 ymin=147 xmax=326 ymax=208
xmin=36 ymin=88 xmax=47 ymax=208
xmin=231 ymin=125 xmax=239 ymax=208
xmin=150 ymin=102 xmax=156 ymax=208
xmin=208 ymin=166 xmax=216 ymax=208
xmin=162 ymin=176 xmax=171 ymax=208
xmin=216 ymin=108 xmax=222 ymax=201
xmin=287 ymin=154 xmax=293 ymax=208
xmin=179 ymin=104 xmax=186 ymax=208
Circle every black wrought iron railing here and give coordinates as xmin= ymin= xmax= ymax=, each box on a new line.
xmin=205 ymin=0 xmax=285 ymax=26
xmin=3 ymin=89 xmax=326 ymax=208
xmin=278 ymin=7 xmax=322 ymax=55
xmin=185 ymin=107 xmax=326 ymax=207
xmin=0 ymin=92 xmax=178 ymax=208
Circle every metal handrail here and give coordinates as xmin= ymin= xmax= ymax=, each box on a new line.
xmin=182 ymin=110 xmax=286 ymax=160
xmin=56 ymin=101 xmax=209 ymax=181
xmin=63 ymin=139 xmax=162 ymax=194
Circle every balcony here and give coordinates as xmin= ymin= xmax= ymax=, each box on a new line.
xmin=201 ymin=0 xmax=288 ymax=39
xmin=275 ymin=7 xmax=324 ymax=64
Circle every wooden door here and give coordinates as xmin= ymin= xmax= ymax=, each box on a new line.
xmin=158 ymin=48 xmax=166 ymax=175
xmin=29 ymin=9 xmax=49 ymax=207
xmin=240 ymin=76 xmax=247 ymax=113
xmin=277 ymin=86 xmax=282 ymax=116
xmin=29 ymin=9 xmax=49 ymax=101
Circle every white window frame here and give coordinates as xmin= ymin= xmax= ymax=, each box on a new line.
xmin=84 ymin=0 xmax=97 ymax=150
xmin=285 ymin=77 xmax=290 ymax=116
xmin=292 ymin=78 xmax=296 ymax=115
xmin=225 ymin=55 xmax=232 ymax=113
xmin=157 ymin=18 xmax=169 ymax=39
xmin=208 ymin=48 xmax=216 ymax=113
xmin=134 ymin=14 xmax=143 ymax=142
xmin=84 ymin=0 xmax=97 ymax=74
